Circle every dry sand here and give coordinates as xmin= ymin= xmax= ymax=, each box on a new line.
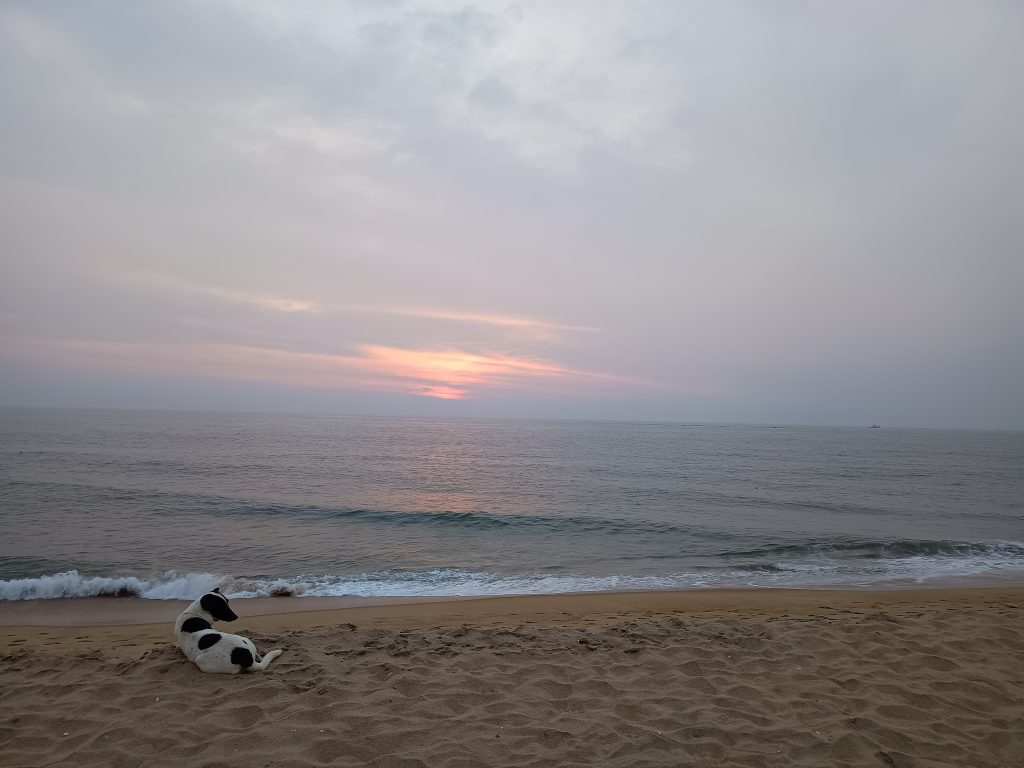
xmin=2 ymin=587 xmax=1022 ymax=768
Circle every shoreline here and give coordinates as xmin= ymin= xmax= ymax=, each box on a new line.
xmin=2 ymin=580 xmax=1023 ymax=628
xmin=3 ymin=586 xmax=1023 ymax=657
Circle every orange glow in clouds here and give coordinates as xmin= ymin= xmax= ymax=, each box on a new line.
xmin=353 ymin=345 xmax=578 ymax=399
xmin=6 ymin=338 xmax=618 ymax=401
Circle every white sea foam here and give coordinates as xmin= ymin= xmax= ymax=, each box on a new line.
xmin=3 ymin=550 xmax=1023 ymax=602
xmin=0 ymin=570 xmax=226 ymax=601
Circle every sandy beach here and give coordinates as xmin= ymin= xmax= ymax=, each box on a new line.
xmin=2 ymin=587 xmax=1022 ymax=767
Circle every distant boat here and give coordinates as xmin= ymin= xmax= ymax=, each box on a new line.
xmin=869 ymin=424 xmax=881 ymax=428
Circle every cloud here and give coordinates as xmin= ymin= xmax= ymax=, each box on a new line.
xmin=211 ymin=0 xmax=692 ymax=172
xmin=2 ymin=337 xmax=631 ymax=401
xmin=133 ymin=274 xmax=322 ymax=314
xmin=82 ymin=271 xmax=615 ymax=398
xmin=353 ymin=343 xmax=622 ymax=399
xmin=132 ymin=272 xmax=595 ymax=338
xmin=364 ymin=306 xmax=595 ymax=334
xmin=1 ymin=1 xmax=1022 ymax=427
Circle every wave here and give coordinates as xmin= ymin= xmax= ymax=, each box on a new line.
xmin=0 ymin=568 xmax=720 ymax=601
xmin=720 ymin=538 xmax=1024 ymax=560
xmin=0 ymin=570 xmax=225 ymax=601
xmin=5 ymin=480 xmax=730 ymax=538
xmin=216 ymin=503 xmax=712 ymax=537
xmin=3 ymin=536 xmax=1024 ymax=601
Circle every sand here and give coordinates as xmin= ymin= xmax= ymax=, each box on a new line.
xmin=1 ymin=587 xmax=1022 ymax=768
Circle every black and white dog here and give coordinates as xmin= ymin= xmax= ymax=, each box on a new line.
xmin=175 ymin=588 xmax=282 ymax=674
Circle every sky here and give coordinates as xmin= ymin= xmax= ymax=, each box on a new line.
xmin=1 ymin=1 xmax=1022 ymax=429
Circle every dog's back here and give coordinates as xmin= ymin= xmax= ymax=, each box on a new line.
xmin=175 ymin=613 xmax=213 ymax=662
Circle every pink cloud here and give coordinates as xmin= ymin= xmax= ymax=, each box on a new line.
xmin=4 ymin=338 xmax=643 ymax=400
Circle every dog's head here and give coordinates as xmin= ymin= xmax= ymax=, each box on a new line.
xmin=196 ymin=588 xmax=238 ymax=622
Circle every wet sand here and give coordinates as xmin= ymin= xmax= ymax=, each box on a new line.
xmin=2 ymin=587 xmax=1023 ymax=767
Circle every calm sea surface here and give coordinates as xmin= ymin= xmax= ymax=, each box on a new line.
xmin=1 ymin=408 xmax=1022 ymax=599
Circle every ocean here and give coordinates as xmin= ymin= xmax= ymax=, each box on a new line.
xmin=1 ymin=408 xmax=1022 ymax=601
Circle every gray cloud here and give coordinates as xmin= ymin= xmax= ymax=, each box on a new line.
xmin=1 ymin=1 xmax=1022 ymax=428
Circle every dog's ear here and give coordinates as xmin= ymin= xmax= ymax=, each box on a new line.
xmin=212 ymin=587 xmax=221 ymax=594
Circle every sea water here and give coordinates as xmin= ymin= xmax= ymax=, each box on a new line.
xmin=1 ymin=408 xmax=1022 ymax=600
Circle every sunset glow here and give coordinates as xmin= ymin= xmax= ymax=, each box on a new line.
xmin=5 ymin=339 xmax=616 ymax=401
xmin=355 ymin=345 xmax=577 ymax=399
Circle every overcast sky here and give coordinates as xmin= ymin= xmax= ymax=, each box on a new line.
xmin=1 ymin=1 xmax=1022 ymax=428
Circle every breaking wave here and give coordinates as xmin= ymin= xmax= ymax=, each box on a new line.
xmin=3 ymin=535 xmax=1023 ymax=601
xmin=0 ymin=570 xmax=225 ymax=601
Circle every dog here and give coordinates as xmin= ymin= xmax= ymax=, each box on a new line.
xmin=175 ymin=588 xmax=282 ymax=674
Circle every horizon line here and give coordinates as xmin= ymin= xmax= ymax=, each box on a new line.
xmin=0 ymin=403 xmax=1018 ymax=433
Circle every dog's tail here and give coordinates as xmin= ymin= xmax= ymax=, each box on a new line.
xmin=252 ymin=649 xmax=282 ymax=671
